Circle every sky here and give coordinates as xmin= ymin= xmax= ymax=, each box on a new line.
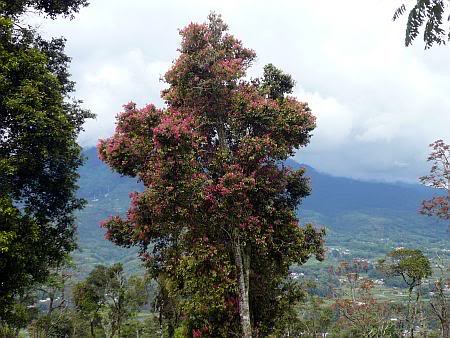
xmin=31 ymin=0 xmax=450 ymax=183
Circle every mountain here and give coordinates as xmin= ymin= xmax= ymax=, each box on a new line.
xmin=73 ymin=148 xmax=448 ymax=275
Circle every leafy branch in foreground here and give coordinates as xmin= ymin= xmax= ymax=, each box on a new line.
xmin=393 ymin=0 xmax=450 ymax=49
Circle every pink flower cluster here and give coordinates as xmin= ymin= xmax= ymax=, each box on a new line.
xmin=216 ymin=58 xmax=244 ymax=79
xmin=192 ymin=325 xmax=210 ymax=338
xmin=239 ymin=215 xmax=261 ymax=229
xmin=192 ymin=329 xmax=202 ymax=337
xmin=421 ymin=196 xmax=450 ymax=219
xmin=152 ymin=110 xmax=196 ymax=148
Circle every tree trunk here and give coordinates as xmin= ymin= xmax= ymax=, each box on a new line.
xmin=407 ymin=286 xmax=414 ymax=338
xmin=233 ymin=235 xmax=252 ymax=338
xmin=90 ymin=320 xmax=95 ymax=337
xmin=443 ymin=321 xmax=449 ymax=338
xmin=217 ymin=120 xmax=252 ymax=336
xmin=48 ymin=295 xmax=54 ymax=315
xmin=442 ymin=320 xmax=449 ymax=338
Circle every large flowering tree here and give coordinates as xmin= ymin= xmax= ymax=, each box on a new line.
xmin=98 ymin=14 xmax=324 ymax=337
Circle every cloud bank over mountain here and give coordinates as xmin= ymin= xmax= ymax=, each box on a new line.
xmin=33 ymin=0 xmax=450 ymax=182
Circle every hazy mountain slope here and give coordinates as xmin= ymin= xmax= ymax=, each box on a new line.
xmin=285 ymin=159 xmax=448 ymax=258
xmin=73 ymin=148 xmax=448 ymax=274
xmin=74 ymin=148 xmax=142 ymax=275
xmin=285 ymin=159 xmax=433 ymax=213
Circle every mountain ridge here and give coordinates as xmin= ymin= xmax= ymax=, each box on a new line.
xmin=73 ymin=147 xmax=448 ymax=275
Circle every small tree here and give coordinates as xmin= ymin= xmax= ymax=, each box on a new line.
xmin=73 ymin=264 xmax=148 ymax=338
xmin=29 ymin=256 xmax=75 ymax=337
xmin=272 ymin=288 xmax=333 ymax=338
xmin=334 ymin=278 xmax=400 ymax=337
xmin=335 ymin=259 xmax=369 ymax=302
xmin=37 ymin=256 xmax=74 ymax=315
xmin=378 ymin=248 xmax=432 ymax=337
xmin=73 ymin=266 xmax=111 ymax=337
xmin=0 ymin=289 xmax=37 ymax=337
xmin=99 ymin=264 xmax=147 ymax=338
xmin=429 ymin=257 xmax=449 ymax=338
xmin=420 ymin=140 xmax=450 ymax=230
xmin=329 ymin=260 xmax=399 ymax=337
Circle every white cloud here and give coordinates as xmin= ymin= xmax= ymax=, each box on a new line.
xmin=74 ymin=49 xmax=169 ymax=145
xmin=297 ymin=90 xmax=354 ymax=150
xmin=32 ymin=0 xmax=450 ymax=182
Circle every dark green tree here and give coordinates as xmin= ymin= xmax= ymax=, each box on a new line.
xmin=0 ymin=289 xmax=37 ymax=337
xmin=73 ymin=265 xmax=114 ymax=337
xmin=0 ymin=0 xmax=93 ymax=321
xmin=1 ymin=0 xmax=88 ymax=18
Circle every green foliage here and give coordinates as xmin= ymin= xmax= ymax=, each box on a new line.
xmin=0 ymin=0 xmax=93 ymax=321
xmin=394 ymin=1 xmax=449 ymax=49
xmin=73 ymin=264 xmax=149 ymax=337
xmin=378 ymin=248 xmax=433 ymax=337
xmin=260 ymin=63 xmax=295 ymax=100
xmin=379 ymin=248 xmax=432 ymax=288
xmin=119 ymin=316 xmax=161 ymax=338
xmin=0 ymin=294 xmax=38 ymax=336
xmin=29 ymin=309 xmax=90 ymax=338
xmin=35 ymin=255 xmax=74 ymax=317
xmin=0 ymin=0 xmax=88 ymax=19
xmin=271 ymin=293 xmax=333 ymax=337
xmin=2 ymin=254 xmax=74 ymax=335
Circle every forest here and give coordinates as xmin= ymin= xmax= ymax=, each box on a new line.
xmin=0 ymin=1 xmax=449 ymax=337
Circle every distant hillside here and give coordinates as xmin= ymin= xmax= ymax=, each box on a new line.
xmin=74 ymin=148 xmax=142 ymax=275
xmin=288 ymin=159 xmax=432 ymax=213
xmin=73 ymin=148 xmax=448 ymax=275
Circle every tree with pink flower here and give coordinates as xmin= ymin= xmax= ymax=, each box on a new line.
xmin=98 ymin=13 xmax=324 ymax=337
xmin=420 ymin=140 xmax=450 ymax=229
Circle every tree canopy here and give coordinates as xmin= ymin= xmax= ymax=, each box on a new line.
xmin=379 ymin=248 xmax=432 ymax=287
xmin=0 ymin=0 xmax=92 ymax=320
xmin=0 ymin=0 xmax=88 ymax=19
